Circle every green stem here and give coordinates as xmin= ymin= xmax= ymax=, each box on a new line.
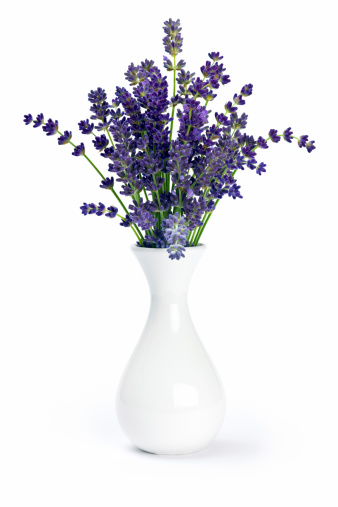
xmin=167 ymin=55 xmax=177 ymax=193
xmin=106 ymin=128 xmax=116 ymax=150
xmin=117 ymin=214 xmax=143 ymax=243
xmin=58 ymin=130 xmax=144 ymax=244
xmin=194 ymin=211 xmax=213 ymax=245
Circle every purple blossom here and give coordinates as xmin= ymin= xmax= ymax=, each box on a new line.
xmin=256 ymin=162 xmax=267 ymax=175
xmin=80 ymin=202 xmax=103 ymax=215
xmin=78 ymin=119 xmax=94 ymax=135
xmin=129 ymin=200 xmax=157 ymax=230
xmin=228 ymin=184 xmax=243 ymax=199
xmin=58 ymin=131 xmax=72 ymax=145
xmin=100 ymin=146 xmax=115 ymax=159
xmin=208 ymin=52 xmax=223 ymax=61
xmin=298 ymin=135 xmax=308 ymax=148
xmin=241 ymin=84 xmax=253 ymax=96
xmin=88 ymin=87 xmax=107 ymax=104
xmin=90 ymin=102 xmax=110 ymax=121
xmin=92 ymin=134 xmax=109 ymax=151
xmin=163 ymin=19 xmax=183 ymax=57
xmin=306 ymin=140 xmax=316 ymax=153
xmin=257 ymin=136 xmax=269 ymax=149
xmin=80 ymin=202 xmax=118 ymax=218
xmin=72 ymin=143 xmax=85 ymax=156
xmin=24 ymin=18 xmax=316 ymax=260
xmin=162 ymin=213 xmax=189 ymax=260
xmin=233 ymin=94 xmax=245 ymax=106
xmin=100 ymin=177 xmax=114 ymax=190
xmin=33 ymin=113 xmax=44 ymax=128
xmin=105 ymin=206 xmax=118 ymax=218
xmin=23 ymin=114 xmax=33 ymax=125
xmin=224 ymin=101 xmax=237 ymax=113
xmin=269 ymin=129 xmax=280 ymax=143
xmin=120 ymin=214 xmax=132 ymax=227
xmin=283 ymin=127 xmax=293 ymax=143
xmin=42 ymin=118 xmax=58 ymax=136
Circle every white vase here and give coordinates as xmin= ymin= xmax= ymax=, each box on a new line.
xmin=116 ymin=244 xmax=225 ymax=455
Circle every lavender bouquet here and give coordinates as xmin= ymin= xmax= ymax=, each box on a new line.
xmin=24 ymin=19 xmax=315 ymax=260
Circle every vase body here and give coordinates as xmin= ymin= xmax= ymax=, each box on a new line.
xmin=115 ymin=245 xmax=225 ymax=455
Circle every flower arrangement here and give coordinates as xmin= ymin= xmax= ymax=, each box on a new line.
xmin=24 ymin=19 xmax=315 ymax=260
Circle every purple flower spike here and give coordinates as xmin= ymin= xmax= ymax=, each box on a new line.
xmin=120 ymin=214 xmax=132 ymax=228
xmin=269 ymin=129 xmax=280 ymax=143
xmin=163 ymin=19 xmax=183 ymax=57
xmin=95 ymin=202 xmax=106 ymax=216
xmin=42 ymin=118 xmax=58 ymax=136
xmin=241 ymin=84 xmax=253 ymax=97
xmin=256 ymin=162 xmax=267 ymax=175
xmin=208 ymin=52 xmax=224 ymax=61
xmin=298 ymin=135 xmax=308 ymax=148
xmin=221 ymin=75 xmax=231 ymax=85
xmin=233 ymin=94 xmax=245 ymax=106
xmin=100 ymin=177 xmax=114 ymax=190
xmin=88 ymin=87 xmax=107 ymax=104
xmin=228 ymin=183 xmax=243 ymax=199
xmin=33 ymin=113 xmax=44 ymax=128
xmin=58 ymin=131 xmax=72 ymax=145
xmin=23 ymin=114 xmax=33 ymax=125
xmin=306 ymin=140 xmax=316 ymax=153
xmin=92 ymin=134 xmax=109 ymax=151
xmin=283 ymin=127 xmax=293 ymax=143
xmin=78 ymin=119 xmax=94 ymax=135
xmin=72 ymin=143 xmax=85 ymax=156
xmin=162 ymin=213 xmax=189 ymax=260
xmin=80 ymin=202 xmax=112 ymax=216
xmin=105 ymin=206 xmax=118 ymax=218
xmin=257 ymin=136 xmax=269 ymax=149
xmin=224 ymin=101 xmax=237 ymax=113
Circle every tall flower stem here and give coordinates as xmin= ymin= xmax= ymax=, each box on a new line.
xmin=59 ymin=131 xmax=143 ymax=244
xmin=106 ymin=129 xmax=116 ymax=150
xmin=167 ymin=55 xmax=177 ymax=193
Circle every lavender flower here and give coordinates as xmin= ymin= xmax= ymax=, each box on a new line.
xmin=162 ymin=213 xmax=189 ymax=260
xmin=119 ymin=214 xmax=132 ymax=227
xmin=78 ymin=119 xmax=94 ymax=135
xmin=306 ymin=140 xmax=316 ymax=153
xmin=163 ymin=19 xmax=183 ymax=57
xmin=24 ymin=17 xmax=316 ymax=260
xmin=33 ymin=113 xmax=44 ymax=128
xmin=105 ymin=206 xmax=118 ymax=218
xmin=88 ymin=87 xmax=107 ymax=104
xmin=241 ymin=84 xmax=253 ymax=96
xmin=80 ymin=202 xmax=118 ymax=218
xmin=283 ymin=127 xmax=293 ymax=143
xmin=42 ymin=118 xmax=58 ymax=136
xmin=233 ymin=94 xmax=245 ymax=106
xmin=298 ymin=135 xmax=308 ymax=148
xmin=72 ymin=143 xmax=85 ymax=156
xmin=257 ymin=136 xmax=269 ymax=149
xmin=208 ymin=52 xmax=223 ymax=61
xmin=58 ymin=131 xmax=72 ymax=145
xmin=100 ymin=177 xmax=114 ymax=190
xmin=269 ymin=129 xmax=280 ymax=143
xmin=256 ymin=162 xmax=267 ymax=175
xmin=92 ymin=134 xmax=109 ymax=151
xmin=23 ymin=114 xmax=33 ymax=125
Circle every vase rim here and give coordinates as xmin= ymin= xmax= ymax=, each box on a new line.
xmin=131 ymin=243 xmax=206 ymax=252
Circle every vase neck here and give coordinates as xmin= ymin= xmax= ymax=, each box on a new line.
xmin=132 ymin=245 xmax=206 ymax=298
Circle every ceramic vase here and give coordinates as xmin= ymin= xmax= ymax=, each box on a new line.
xmin=116 ymin=244 xmax=225 ymax=454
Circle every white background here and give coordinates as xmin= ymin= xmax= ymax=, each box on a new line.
xmin=1 ymin=0 xmax=337 ymax=505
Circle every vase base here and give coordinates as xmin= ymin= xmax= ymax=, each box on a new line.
xmin=117 ymin=399 xmax=225 ymax=456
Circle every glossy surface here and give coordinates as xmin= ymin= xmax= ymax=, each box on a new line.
xmin=116 ymin=245 xmax=225 ymax=454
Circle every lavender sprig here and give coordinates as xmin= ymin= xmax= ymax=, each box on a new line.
xmin=24 ymin=17 xmax=316 ymax=260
